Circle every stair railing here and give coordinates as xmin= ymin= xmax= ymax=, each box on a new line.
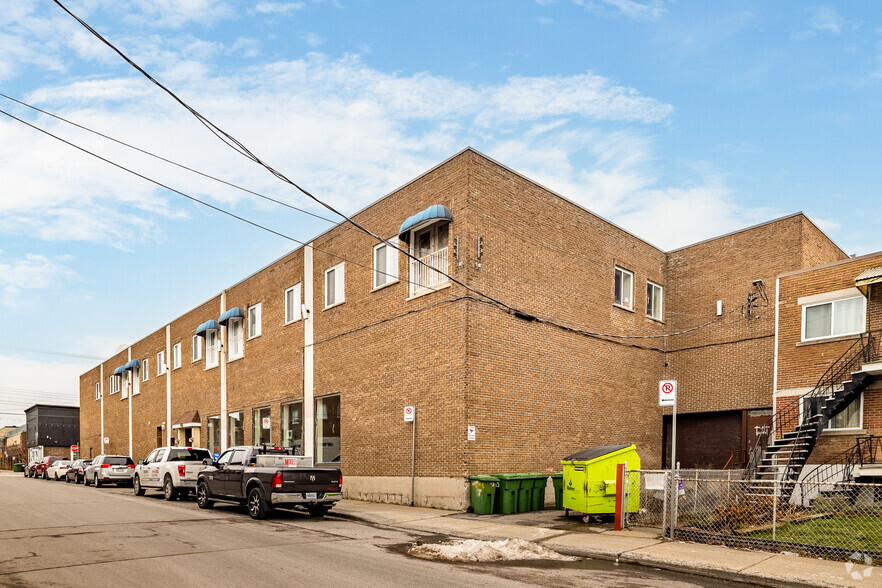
xmin=745 ymin=330 xmax=880 ymax=481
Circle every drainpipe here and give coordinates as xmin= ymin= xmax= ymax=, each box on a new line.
xmin=304 ymin=243 xmax=315 ymax=460
xmin=100 ymin=364 xmax=105 ymax=454
xmin=127 ymin=347 xmax=133 ymax=458
xmin=220 ymin=291 xmax=228 ymax=451
xmin=166 ymin=324 xmax=172 ymax=446
xmin=772 ymin=277 xmax=780 ymax=443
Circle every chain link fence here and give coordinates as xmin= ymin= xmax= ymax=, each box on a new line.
xmin=625 ymin=469 xmax=882 ymax=564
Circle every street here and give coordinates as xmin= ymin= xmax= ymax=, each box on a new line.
xmin=0 ymin=471 xmax=750 ymax=587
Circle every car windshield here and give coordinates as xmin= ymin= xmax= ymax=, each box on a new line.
xmin=105 ymin=456 xmax=133 ymax=465
xmin=167 ymin=448 xmax=211 ymax=462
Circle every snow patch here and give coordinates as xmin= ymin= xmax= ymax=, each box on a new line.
xmin=409 ymin=538 xmax=576 ymax=562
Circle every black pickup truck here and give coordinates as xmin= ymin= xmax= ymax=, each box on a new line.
xmin=196 ymin=445 xmax=342 ymax=519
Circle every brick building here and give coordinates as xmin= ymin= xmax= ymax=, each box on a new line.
xmin=768 ymin=252 xmax=882 ymax=483
xmin=79 ymin=148 xmax=847 ymax=508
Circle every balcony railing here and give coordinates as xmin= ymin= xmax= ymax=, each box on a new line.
xmin=410 ymin=247 xmax=448 ymax=296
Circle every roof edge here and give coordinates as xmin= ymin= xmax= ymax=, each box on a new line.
xmin=778 ymin=249 xmax=882 ymax=279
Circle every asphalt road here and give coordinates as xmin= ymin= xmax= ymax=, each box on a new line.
xmin=0 ymin=471 xmax=751 ymax=587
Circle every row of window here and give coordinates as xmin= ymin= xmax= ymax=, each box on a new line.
xmin=614 ymin=266 xmax=664 ymax=321
xmin=204 ymin=395 xmax=340 ymax=464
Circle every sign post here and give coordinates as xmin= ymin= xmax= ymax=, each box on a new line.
xmin=659 ymin=380 xmax=678 ymax=539
xmin=404 ymin=406 xmax=415 ymax=506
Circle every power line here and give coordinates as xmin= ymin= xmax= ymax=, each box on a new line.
xmin=0 ymin=344 xmax=104 ymax=360
xmin=0 ymin=92 xmax=340 ymax=226
xmin=53 ymin=0 xmax=751 ymax=346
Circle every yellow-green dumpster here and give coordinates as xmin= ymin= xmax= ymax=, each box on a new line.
xmin=469 ymin=475 xmax=499 ymax=515
xmin=561 ymin=444 xmax=640 ymax=515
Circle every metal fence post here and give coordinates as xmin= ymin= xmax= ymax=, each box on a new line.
xmin=670 ymin=461 xmax=680 ymax=540
xmin=772 ymin=479 xmax=778 ymax=542
xmin=661 ymin=470 xmax=669 ymax=535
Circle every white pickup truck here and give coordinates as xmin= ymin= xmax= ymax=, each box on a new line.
xmin=133 ymin=446 xmax=213 ymax=500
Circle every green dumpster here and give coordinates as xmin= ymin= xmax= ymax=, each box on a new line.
xmin=530 ymin=474 xmax=549 ymax=511
xmin=550 ymin=473 xmax=564 ymax=510
xmin=493 ymin=474 xmax=521 ymax=514
xmin=469 ymin=475 xmax=499 ymax=515
xmin=561 ymin=444 xmax=640 ymax=515
xmin=12 ymin=463 xmax=24 ymax=473
xmin=514 ymin=474 xmax=533 ymax=513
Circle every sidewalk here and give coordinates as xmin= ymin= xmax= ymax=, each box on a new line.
xmin=329 ymin=500 xmax=879 ymax=588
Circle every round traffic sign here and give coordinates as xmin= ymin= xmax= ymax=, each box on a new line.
xmin=661 ymin=382 xmax=674 ymax=395
xmin=71 ymin=444 xmax=79 ymax=452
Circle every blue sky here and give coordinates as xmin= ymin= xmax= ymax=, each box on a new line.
xmin=1 ymin=0 xmax=881 ymax=425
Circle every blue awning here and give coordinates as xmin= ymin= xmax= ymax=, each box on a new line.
xmin=124 ymin=359 xmax=140 ymax=371
xmin=195 ymin=320 xmax=219 ymax=337
xmin=112 ymin=365 xmax=126 ymax=376
xmin=218 ymin=307 xmax=245 ymax=326
xmin=398 ymin=204 xmax=452 ymax=240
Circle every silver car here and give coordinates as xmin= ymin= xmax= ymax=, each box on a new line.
xmin=84 ymin=454 xmax=135 ymax=487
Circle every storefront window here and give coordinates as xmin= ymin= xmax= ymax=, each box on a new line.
xmin=228 ymin=411 xmax=244 ymax=447
xmin=207 ymin=416 xmax=221 ymax=456
xmin=315 ymin=395 xmax=340 ymax=463
xmin=281 ymin=401 xmax=303 ymax=454
xmin=253 ymin=406 xmax=271 ymax=445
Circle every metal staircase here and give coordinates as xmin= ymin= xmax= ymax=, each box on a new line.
xmin=744 ymin=331 xmax=880 ymax=499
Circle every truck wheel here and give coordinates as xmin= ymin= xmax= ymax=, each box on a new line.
xmin=133 ymin=475 xmax=145 ymax=496
xmin=196 ymin=481 xmax=214 ymax=509
xmin=307 ymin=505 xmax=329 ymax=518
xmin=247 ymin=486 xmax=270 ymax=520
xmin=94 ymin=474 xmax=102 ymax=488
xmin=163 ymin=476 xmax=178 ymax=501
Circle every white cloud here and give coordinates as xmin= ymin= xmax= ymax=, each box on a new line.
xmin=255 ymin=2 xmax=305 ymax=14
xmin=303 ymin=32 xmax=325 ymax=47
xmin=808 ymin=6 xmax=843 ymax=35
xmin=571 ymin=0 xmax=666 ymax=21
xmin=0 ymin=253 xmax=77 ymax=309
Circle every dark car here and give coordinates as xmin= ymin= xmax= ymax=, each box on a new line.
xmin=65 ymin=459 xmax=92 ymax=484
xmin=33 ymin=456 xmax=65 ymax=479
xmin=24 ymin=459 xmax=40 ymax=477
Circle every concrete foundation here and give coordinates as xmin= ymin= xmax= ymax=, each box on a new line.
xmin=343 ymin=476 xmax=469 ymax=510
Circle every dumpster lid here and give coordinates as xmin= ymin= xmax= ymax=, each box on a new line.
xmin=562 ymin=444 xmax=632 ymax=462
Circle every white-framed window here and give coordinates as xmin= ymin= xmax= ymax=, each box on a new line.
xmin=109 ymin=375 xmax=120 ymax=395
xmin=408 ymin=222 xmax=449 ymax=296
xmin=248 ymin=303 xmax=262 ymax=338
xmin=614 ymin=266 xmax=633 ymax=309
xmin=802 ymin=393 xmax=863 ymax=431
xmin=121 ymin=372 xmax=129 ymax=399
xmin=205 ymin=330 xmax=219 ymax=368
xmin=285 ymin=284 xmax=302 ymax=324
xmin=192 ymin=335 xmax=202 ymax=362
xmin=95 ymin=382 xmax=100 ymax=401
xmin=646 ymin=281 xmax=663 ymax=321
xmin=228 ymin=318 xmax=244 ymax=360
xmin=324 ymin=263 xmax=345 ymax=308
xmin=373 ymin=241 xmax=399 ymax=289
xmin=802 ymin=296 xmax=866 ymax=341
xmin=172 ymin=342 xmax=182 ymax=369
xmin=315 ymin=394 xmax=340 ymax=464
xmin=157 ymin=351 xmax=167 ymax=376
xmin=142 ymin=359 xmax=149 ymax=381
xmin=132 ymin=368 xmax=140 ymax=395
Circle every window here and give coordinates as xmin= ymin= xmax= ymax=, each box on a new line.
xmin=253 ymin=406 xmax=271 ymax=445
xmin=157 ymin=351 xmax=167 ymax=376
xmin=205 ymin=330 xmax=219 ymax=368
xmin=802 ymin=296 xmax=866 ymax=341
xmin=121 ymin=372 xmax=129 ymax=399
xmin=285 ymin=284 xmax=302 ymax=323
xmin=132 ymin=369 xmax=140 ymax=395
xmin=281 ymin=401 xmax=303 ymax=454
xmin=207 ymin=416 xmax=221 ymax=455
xmin=228 ymin=411 xmax=243 ymax=446
xmin=614 ymin=267 xmax=633 ymax=309
xmin=315 ymin=395 xmax=340 ymax=463
xmin=172 ymin=343 xmax=182 ymax=369
xmin=228 ymin=318 xmax=244 ymax=360
xmin=142 ymin=359 xmax=149 ymax=381
xmin=248 ymin=303 xmax=262 ymax=338
xmin=647 ymin=281 xmax=663 ymax=321
xmin=324 ymin=263 xmax=345 ymax=308
xmin=109 ymin=375 xmax=120 ymax=395
xmin=373 ymin=242 xmax=399 ymax=289
xmin=408 ymin=222 xmax=449 ymax=296
xmin=802 ymin=394 xmax=862 ymax=430
xmin=94 ymin=382 xmax=100 ymax=401
xmin=192 ymin=335 xmax=202 ymax=362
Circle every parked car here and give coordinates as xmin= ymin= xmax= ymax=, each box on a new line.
xmin=134 ymin=446 xmax=212 ymax=500
xmin=46 ymin=459 xmax=71 ymax=481
xmin=84 ymin=455 xmax=135 ymax=487
xmin=34 ymin=456 xmax=65 ymax=479
xmin=197 ymin=445 xmax=342 ymax=519
xmin=65 ymin=459 xmax=92 ymax=484
xmin=24 ymin=459 xmax=40 ymax=477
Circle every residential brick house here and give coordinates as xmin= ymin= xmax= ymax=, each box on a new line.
xmin=79 ymin=148 xmax=847 ymax=508
xmin=765 ymin=252 xmax=882 ymax=485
